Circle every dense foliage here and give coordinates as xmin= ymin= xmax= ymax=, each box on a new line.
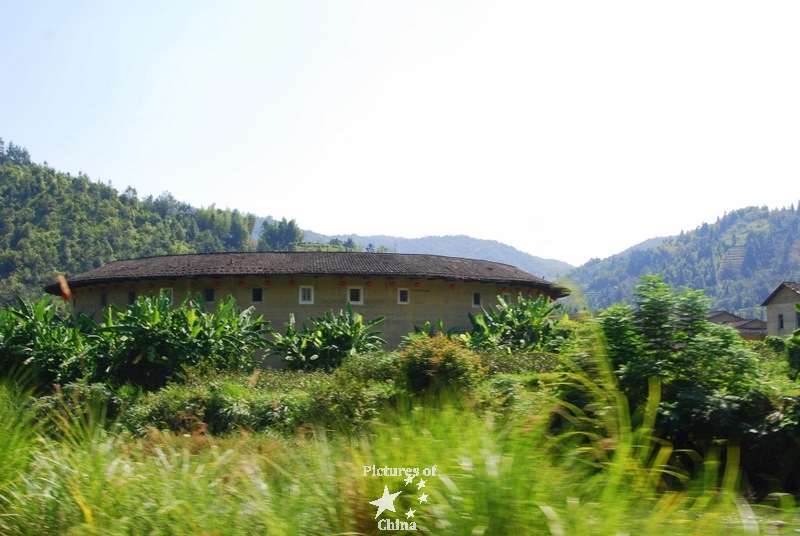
xmin=0 ymin=140 xmax=260 ymax=305
xmin=395 ymin=334 xmax=485 ymax=393
xmin=0 ymin=292 xmax=268 ymax=390
xmin=465 ymin=293 xmax=564 ymax=352
xmin=595 ymin=276 xmax=769 ymax=448
xmin=265 ymin=303 xmax=386 ymax=370
xmin=98 ymin=292 xmax=268 ymax=390
xmin=570 ymin=205 xmax=800 ymax=316
xmin=257 ymin=217 xmax=304 ymax=251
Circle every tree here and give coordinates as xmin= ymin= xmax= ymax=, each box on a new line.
xmin=597 ymin=276 xmax=767 ymax=447
xmin=258 ymin=218 xmax=303 ymax=251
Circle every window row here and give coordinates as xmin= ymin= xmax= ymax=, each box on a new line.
xmin=116 ymin=286 xmax=489 ymax=307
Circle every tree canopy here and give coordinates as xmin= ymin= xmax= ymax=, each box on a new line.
xmin=0 ymin=141 xmax=259 ymax=305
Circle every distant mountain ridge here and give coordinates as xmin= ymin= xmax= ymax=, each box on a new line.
xmin=301 ymin=230 xmax=574 ymax=280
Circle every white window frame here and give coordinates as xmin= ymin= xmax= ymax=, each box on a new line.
xmin=348 ymin=286 xmax=364 ymax=305
xmin=299 ymin=285 xmax=314 ymax=305
xmin=397 ymin=288 xmax=409 ymax=305
xmin=472 ymin=292 xmax=482 ymax=308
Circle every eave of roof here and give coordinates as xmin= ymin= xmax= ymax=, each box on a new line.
xmin=45 ymin=252 xmax=571 ymax=298
xmin=761 ymin=282 xmax=800 ymax=306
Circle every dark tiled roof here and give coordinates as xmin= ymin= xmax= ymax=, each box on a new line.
xmin=761 ymin=282 xmax=800 ymax=306
xmin=45 ymin=252 xmax=571 ymax=297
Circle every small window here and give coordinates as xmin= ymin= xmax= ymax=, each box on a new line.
xmin=398 ymin=288 xmax=409 ymax=304
xmin=127 ymin=291 xmax=136 ymax=305
xmin=299 ymin=285 xmax=314 ymax=304
xmin=779 ymin=314 xmax=785 ymax=330
xmin=100 ymin=293 xmax=108 ymax=307
xmin=204 ymin=288 xmax=215 ymax=303
xmin=502 ymin=293 xmax=511 ymax=304
xmin=348 ymin=286 xmax=363 ymax=305
xmin=472 ymin=292 xmax=482 ymax=308
xmin=796 ymin=311 xmax=800 ymax=329
xmin=252 ymin=287 xmax=263 ymax=303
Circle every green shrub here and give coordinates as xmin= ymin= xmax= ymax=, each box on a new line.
xmin=595 ymin=276 xmax=768 ymax=448
xmin=335 ymin=352 xmax=396 ymax=384
xmin=395 ymin=334 xmax=484 ymax=393
xmin=465 ymin=293 xmax=563 ymax=352
xmin=97 ymin=291 xmax=268 ymax=390
xmin=0 ymin=297 xmax=93 ymax=387
xmin=119 ymin=383 xmax=210 ymax=435
xmin=266 ymin=303 xmax=386 ymax=370
xmin=478 ymin=348 xmax=561 ymax=375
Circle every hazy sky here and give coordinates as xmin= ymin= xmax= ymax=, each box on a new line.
xmin=2 ymin=1 xmax=798 ymax=266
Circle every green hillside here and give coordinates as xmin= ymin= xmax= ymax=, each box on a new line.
xmin=0 ymin=139 xmax=258 ymax=304
xmin=567 ymin=205 xmax=800 ymax=318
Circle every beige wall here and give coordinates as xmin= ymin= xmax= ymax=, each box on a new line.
xmin=69 ymin=275 xmax=541 ymax=348
xmin=765 ymin=287 xmax=800 ymax=336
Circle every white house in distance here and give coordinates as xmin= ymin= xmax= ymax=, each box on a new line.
xmin=761 ymin=282 xmax=800 ymax=336
xmin=44 ymin=251 xmax=571 ymax=348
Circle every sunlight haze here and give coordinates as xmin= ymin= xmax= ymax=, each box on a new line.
xmin=2 ymin=1 xmax=798 ymax=266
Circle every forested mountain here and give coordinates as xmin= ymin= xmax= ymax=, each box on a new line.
xmin=567 ymin=205 xmax=800 ymax=318
xmin=0 ymin=139 xmax=258 ymax=304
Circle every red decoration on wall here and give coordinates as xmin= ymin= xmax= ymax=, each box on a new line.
xmin=99 ymin=286 xmax=106 ymax=292
xmin=214 ymin=281 xmax=221 ymax=287
xmin=236 ymin=281 xmax=244 ymax=286
xmin=189 ymin=282 xmax=197 ymax=288
xmin=129 ymin=283 xmax=136 ymax=289
xmin=414 ymin=282 xmax=420 ymax=288
xmin=449 ymin=284 xmax=456 ymax=290
xmin=112 ymin=285 xmax=119 ymax=290
xmin=515 ymin=287 xmax=521 ymax=293
xmin=167 ymin=282 xmax=175 ymax=287
xmin=339 ymin=281 xmax=347 ymax=286
xmin=87 ymin=287 xmax=93 ymax=293
xmin=147 ymin=283 xmax=155 ymax=289
xmin=366 ymin=281 xmax=373 ymax=287
xmin=389 ymin=281 xmax=396 ymax=287
xmin=289 ymin=280 xmax=296 ymax=286
xmin=263 ymin=280 xmax=271 ymax=286
xmin=502 ymin=286 xmax=508 ymax=292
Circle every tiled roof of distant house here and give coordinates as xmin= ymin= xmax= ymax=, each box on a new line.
xmin=45 ymin=252 xmax=571 ymax=298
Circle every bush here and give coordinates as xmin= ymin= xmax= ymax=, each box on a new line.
xmin=478 ymin=349 xmax=560 ymax=375
xmin=97 ymin=292 xmax=268 ymax=390
xmin=465 ymin=293 xmax=563 ymax=352
xmin=0 ymin=297 xmax=92 ymax=387
xmin=266 ymin=303 xmax=386 ymax=371
xmin=395 ymin=334 xmax=484 ymax=393
xmin=595 ymin=276 xmax=768 ymax=448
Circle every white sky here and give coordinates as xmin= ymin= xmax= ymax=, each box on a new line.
xmin=2 ymin=1 xmax=799 ymax=266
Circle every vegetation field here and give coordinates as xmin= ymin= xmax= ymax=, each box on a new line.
xmin=3 ymin=278 xmax=800 ymax=534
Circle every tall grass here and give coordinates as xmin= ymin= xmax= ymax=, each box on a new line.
xmin=1 ymin=354 xmax=797 ymax=534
